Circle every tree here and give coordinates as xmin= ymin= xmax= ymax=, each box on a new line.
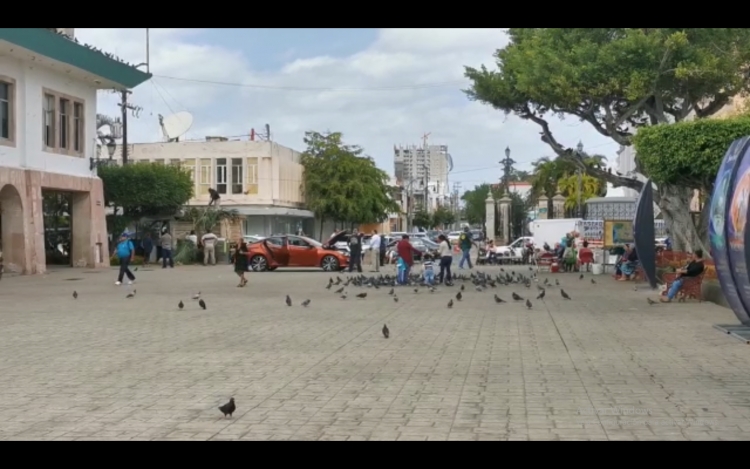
xmin=412 ymin=209 xmax=432 ymax=230
xmin=98 ymin=163 xmax=194 ymax=219
xmin=509 ymin=192 xmax=529 ymax=239
xmin=300 ymin=131 xmax=399 ymax=238
xmin=461 ymin=184 xmax=503 ymax=226
xmin=431 ymin=205 xmax=456 ymax=229
xmin=465 ymin=28 xmax=750 ymax=250
xmin=632 ymin=116 xmax=750 ymax=249
xmin=557 ymin=174 xmax=604 ymax=213
xmin=530 ymin=154 xmax=606 ymax=216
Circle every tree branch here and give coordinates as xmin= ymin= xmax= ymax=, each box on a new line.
xmin=695 ymin=92 xmax=732 ymax=118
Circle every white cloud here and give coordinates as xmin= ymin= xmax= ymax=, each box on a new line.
xmin=77 ymin=28 xmax=621 ymax=190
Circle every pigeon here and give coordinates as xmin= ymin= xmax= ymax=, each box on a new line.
xmin=382 ymin=324 xmax=389 ymax=339
xmin=199 ymin=299 xmax=207 ymax=309
xmin=536 ymin=289 xmax=545 ymax=300
xmin=456 ymin=292 xmax=462 ymax=301
xmin=178 ymin=300 xmax=184 ymax=310
xmin=447 ymin=299 xmax=453 ymax=309
xmin=393 ymin=296 xmax=399 ymax=302
xmin=414 ymin=288 xmax=419 ymax=294
xmin=126 ymin=289 xmax=136 ymax=298
xmin=192 ymin=292 xmax=201 ymax=300
xmin=388 ymin=288 xmax=394 ymax=295
xmin=334 ymin=287 xmax=344 ymax=294
xmin=356 ymin=292 xmax=367 ymax=299
xmin=460 ymin=284 xmax=465 ymax=291
xmin=134 ymin=267 xmax=138 ymax=272
xmin=341 ymin=293 xmax=348 ymax=300
xmin=218 ymin=398 xmax=235 ymax=418
xmin=579 ymin=274 xmax=584 ymax=280
xmin=301 ymin=299 xmax=311 ymax=307
xmin=560 ymin=289 xmax=571 ymax=300
xmin=526 ymin=299 xmax=532 ymax=309
xmin=591 ymin=278 xmax=596 ymax=284
xmin=647 ymin=298 xmax=658 ymax=306
xmin=285 ymin=295 xmax=292 ymax=307
xmin=494 ymin=294 xmax=505 ymax=303
xmin=555 ymin=279 xmax=560 ymax=286
xmin=475 ymin=286 xmax=483 ymax=292
xmin=512 ymin=292 xmax=523 ymax=301
xmin=72 ymin=291 xmax=78 ymax=299
xmin=326 ymin=283 xmax=332 ymax=290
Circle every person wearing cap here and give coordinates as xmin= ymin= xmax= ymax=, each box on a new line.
xmin=458 ymin=226 xmax=476 ymax=270
xmin=114 ymin=233 xmax=136 ymax=285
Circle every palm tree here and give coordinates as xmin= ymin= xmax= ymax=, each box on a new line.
xmin=557 ymin=174 xmax=604 ymax=213
xmin=530 ymin=154 xmax=608 ymax=217
xmin=182 ymin=206 xmax=240 ymax=236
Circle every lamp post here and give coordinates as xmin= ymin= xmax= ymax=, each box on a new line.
xmin=90 ymin=137 xmax=118 ymax=171
xmin=576 ymin=141 xmax=583 ymax=218
xmin=405 ymin=178 xmax=423 ymax=233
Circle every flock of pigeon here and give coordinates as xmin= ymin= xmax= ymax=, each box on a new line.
xmin=70 ymin=265 xmax=599 ymax=420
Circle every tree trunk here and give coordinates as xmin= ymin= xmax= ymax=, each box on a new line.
xmin=657 ymin=184 xmax=708 ymax=254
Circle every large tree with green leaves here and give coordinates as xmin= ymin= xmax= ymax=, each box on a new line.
xmin=465 ymin=28 xmax=750 ymax=251
xmin=431 ymin=205 xmax=456 ymax=229
xmin=300 ymin=131 xmax=399 ymax=238
xmin=99 ymin=163 xmax=194 ymax=219
xmin=461 ymin=183 xmax=502 ymax=226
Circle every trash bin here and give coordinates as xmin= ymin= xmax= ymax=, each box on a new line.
xmin=215 ymin=239 xmax=228 ymax=264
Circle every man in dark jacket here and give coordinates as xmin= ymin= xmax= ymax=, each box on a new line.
xmin=396 ymin=234 xmax=421 ymax=284
xmin=661 ymin=249 xmax=705 ymax=302
xmin=348 ymin=232 xmax=363 ymax=273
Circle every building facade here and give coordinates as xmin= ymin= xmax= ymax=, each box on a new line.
xmin=0 ymin=28 xmax=151 ymax=274
xmin=108 ymin=138 xmax=315 ymax=238
xmin=393 ymin=143 xmax=453 ymax=212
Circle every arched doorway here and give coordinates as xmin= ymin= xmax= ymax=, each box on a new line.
xmin=0 ymin=184 xmax=26 ymax=274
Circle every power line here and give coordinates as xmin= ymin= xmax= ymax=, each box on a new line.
xmin=152 ymin=74 xmax=466 ymax=92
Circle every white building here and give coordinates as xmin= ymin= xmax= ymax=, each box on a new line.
xmin=614 ymin=145 xmax=639 ymax=198
xmin=0 ymin=28 xmax=151 ymax=274
xmin=104 ymin=137 xmax=315 ymax=238
xmin=393 ymin=143 xmax=453 ymax=211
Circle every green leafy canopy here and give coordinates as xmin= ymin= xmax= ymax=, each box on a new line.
xmin=98 ymin=163 xmax=194 ymax=218
xmin=634 ymin=116 xmax=750 ymax=190
xmin=300 ymin=131 xmax=399 ymax=227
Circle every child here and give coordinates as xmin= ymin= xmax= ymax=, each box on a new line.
xmin=397 ymin=256 xmax=407 ymax=285
xmin=422 ymin=253 xmax=435 ymax=285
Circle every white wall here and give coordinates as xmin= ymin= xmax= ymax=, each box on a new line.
xmin=0 ymin=55 xmax=98 ymax=178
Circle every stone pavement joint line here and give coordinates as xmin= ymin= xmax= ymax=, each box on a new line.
xmin=0 ymin=264 xmax=748 ymax=441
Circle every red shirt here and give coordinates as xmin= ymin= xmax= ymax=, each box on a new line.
xmin=397 ymin=239 xmax=419 ymax=266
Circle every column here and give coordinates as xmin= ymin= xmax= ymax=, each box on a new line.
xmin=552 ymin=192 xmax=566 ymax=219
xmin=485 ymin=190 xmax=496 ymax=242
xmin=538 ymin=195 xmax=549 ymax=219
xmin=499 ymin=195 xmax=512 ymax=244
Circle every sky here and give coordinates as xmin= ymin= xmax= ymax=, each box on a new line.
xmin=78 ymin=28 xmax=624 ymax=195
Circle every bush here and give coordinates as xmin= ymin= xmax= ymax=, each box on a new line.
xmin=110 ymin=255 xmax=145 ymax=266
xmin=174 ymin=239 xmax=199 ymax=265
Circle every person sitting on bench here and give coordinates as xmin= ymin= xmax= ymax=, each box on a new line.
xmin=661 ymin=250 xmax=705 ymax=302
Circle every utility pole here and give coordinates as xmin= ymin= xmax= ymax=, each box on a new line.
xmin=453 ymin=182 xmax=461 ymax=230
xmin=422 ymin=132 xmax=430 ymax=211
xmin=117 ymin=90 xmax=142 ymax=164
xmin=499 ymin=146 xmax=516 ymax=195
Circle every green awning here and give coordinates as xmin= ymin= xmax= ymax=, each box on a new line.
xmin=0 ymin=28 xmax=152 ymax=89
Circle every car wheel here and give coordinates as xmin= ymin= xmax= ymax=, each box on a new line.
xmin=250 ymin=255 xmax=268 ymax=272
xmin=321 ymin=255 xmax=339 ymax=272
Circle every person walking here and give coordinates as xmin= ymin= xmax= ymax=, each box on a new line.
xmin=114 ymin=233 xmax=136 ymax=285
xmin=201 ymin=229 xmax=218 ymax=265
xmin=141 ymin=232 xmax=153 ymax=266
xmin=369 ymin=230 xmax=381 ymax=272
xmin=437 ymin=234 xmax=453 ymax=285
xmin=396 ymin=234 xmax=420 ymax=284
xmin=348 ymin=232 xmax=363 ymax=273
xmin=457 ymin=227 xmax=476 ymax=270
xmin=160 ymin=230 xmax=174 ymax=269
xmin=233 ymin=238 xmax=249 ymax=287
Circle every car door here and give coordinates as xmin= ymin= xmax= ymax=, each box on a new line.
xmin=264 ymin=236 xmax=290 ymax=266
xmin=287 ymin=236 xmax=317 ymax=266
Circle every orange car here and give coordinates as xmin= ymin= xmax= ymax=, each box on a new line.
xmin=246 ymin=232 xmax=350 ymax=272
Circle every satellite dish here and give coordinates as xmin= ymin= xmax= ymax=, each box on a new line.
xmin=160 ymin=111 xmax=193 ymax=142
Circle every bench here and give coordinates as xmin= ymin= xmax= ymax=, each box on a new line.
xmin=661 ymin=271 xmax=706 ymax=302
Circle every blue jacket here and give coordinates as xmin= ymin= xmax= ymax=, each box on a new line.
xmin=116 ymin=240 xmax=134 ymax=258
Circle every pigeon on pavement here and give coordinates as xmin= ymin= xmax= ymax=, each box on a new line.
xmin=178 ymin=300 xmax=184 ymax=310
xmin=285 ymin=295 xmax=292 ymax=306
xmin=199 ymin=299 xmax=207 ymax=309
xmin=218 ymin=398 xmax=235 ymax=418
xmin=560 ymin=289 xmax=571 ymax=300
xmin=382 ymin=324 xmax=389 ymax=339
xmin=73 ymin=291 xmax=78 ymax=299
xmin=301 ymin=299 xmax=311 ymax=307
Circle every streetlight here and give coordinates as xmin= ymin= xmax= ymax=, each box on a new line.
xmin=576 ymin=141 xmax=584 ymax=153
xmin=576 ymin=141 xmax=583 ymax=217
xmin=505 ymin=146 xmax=510 ymax=159
xmin=90 ymin=137 xmax=118 ymax=170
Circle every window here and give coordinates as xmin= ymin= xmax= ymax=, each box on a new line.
xmin=154 ymin=159 xmax=165 ymax=165
xmin=216 ymin=158 xmax=227 ymax=194
xmin=182 ymin=159 xmax=196 ymax=192
xmin=287 ymin=237 xmax=310 ymax=247
xmin=199 ymin=158 xmax=212 ymax=195
xmin=245 ymin=157 xmax=258 ymax=195
xmin=231 ymin=158 xmax=243 ymax=194
xmin=43 ymin=93 xmax=55 ymax=148
xmin=73 ymin=102 xmax=83 ymax=152
xmin=59 ymin=98 xmax=70 ymax=149
xmin=0 ymin=77 xmax=15 ymax=146
xmin=42 ymin=89 xmax=84 ymax=156
xmin=169 ymin=159 xmax=181 ymax=166
xmin=266 ymin=236 xmax=284 ymax=246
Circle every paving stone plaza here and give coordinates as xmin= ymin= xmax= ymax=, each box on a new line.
xmin=1 ymin=263 xmax=750 ymax=441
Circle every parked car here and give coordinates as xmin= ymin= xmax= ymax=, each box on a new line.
xmin=243 ymin=235 xmax=265 ymax=244
xmin=245 ymin=232 xmax=349 ymax=272
xmin=386 ymin=237 xmax=439 ymax=263
xmin=448 ymin=231 xmax=462 ymax=244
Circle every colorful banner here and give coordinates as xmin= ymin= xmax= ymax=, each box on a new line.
xmin=581 ymin=220 xmax=604 ymax=241
xmin=712 ymin=136 xmax=750 ymax=325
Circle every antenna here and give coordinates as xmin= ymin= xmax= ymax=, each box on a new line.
xmin=265 ymin=123 xmax=271 ymax=141
xmin=159 ymin=112 xmax=194 ymax=142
